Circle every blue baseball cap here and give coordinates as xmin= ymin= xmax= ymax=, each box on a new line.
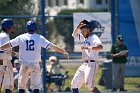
xmin=88 ymin=20 xmax=102 ymax=31
xmin=26 ymin=21 xmax=37 ymax=31
xmin=1 ymin=18 xmax=15 ymax=29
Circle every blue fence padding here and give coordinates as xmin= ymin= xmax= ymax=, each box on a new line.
xmin=41 ymin=0 xmax=47 ymax=92
xmin=118 ymin=0 xmax=140 ymax=56
xmin=111 ymin=0 xmax=116 ymax=45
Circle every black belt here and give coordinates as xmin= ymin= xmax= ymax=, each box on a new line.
xmin=0 ymin=50 xmax=5 ymax=53
xmin=85 ymin=60 xmax=95 ymax=63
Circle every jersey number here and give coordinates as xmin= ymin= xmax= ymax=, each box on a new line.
xmin=26 ymin=40 xmax=34 ymax=51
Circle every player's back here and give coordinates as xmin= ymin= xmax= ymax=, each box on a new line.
xmin=10 ymin=33 xmax=51 ymax=63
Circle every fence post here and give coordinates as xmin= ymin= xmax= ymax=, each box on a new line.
xmin=41 ymin=0 xmax=47 ymax=92
xmin=111 ymin=0 xmax=116 ymax=45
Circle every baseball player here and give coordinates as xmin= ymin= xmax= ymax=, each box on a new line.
xmin=0 ymin=18 xmax=16 ymax=93
xmin=0 ymin=21 xmax=69 ymax=93
xmin=71 ymin=20 xmax=103 ymax=93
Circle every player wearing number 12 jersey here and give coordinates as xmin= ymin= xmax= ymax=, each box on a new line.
xmin=0 ymin=21 xmax=69 ymax=93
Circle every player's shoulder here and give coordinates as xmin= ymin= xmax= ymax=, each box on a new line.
xmin=18 ymin=33 xmax=37 ymax=37
xmin=0 ymin=32 xmax=9 ymax=40
xmin=39 ymin=34 xmax=47 ymax=39
xmin=90 ymin=33 xmax=99 ymax=39
xmin=32 ymin=34 xmax=48 ymax=41
xmin=28 ymin=33 xmax=43 ymax=38
xmin=16 ymin=33 xmax=27 ymax=38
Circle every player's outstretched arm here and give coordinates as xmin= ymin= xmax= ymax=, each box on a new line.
xmin=49 ymin=44 xmax=69 ymax=59
xmin=0 ymin=42 xmax=11 ymax=49
xmin=0 ymin=42 xmax=19 ymax=58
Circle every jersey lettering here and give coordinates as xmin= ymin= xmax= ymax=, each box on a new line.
xmin=83 ymin=40 xmax=90 ymax=45
xmin=26 ymin=40 xmax=34 ymax=51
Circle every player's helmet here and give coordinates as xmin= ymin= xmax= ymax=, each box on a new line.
xmin=88 ymin=20 xmax=104 ymax=37
xmin=26 ymin=21 xmax=37 ymax=31
xmin=1 ymin=18 xmax=15 ymax=29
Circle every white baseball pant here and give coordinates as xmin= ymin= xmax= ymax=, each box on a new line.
xmin=0 ymin=60 xmax=14 ymax=91
xmin=18 ymin=62 xmax=42 ymax=90
xmin=71 ymin=62 xmax=98 ymax=91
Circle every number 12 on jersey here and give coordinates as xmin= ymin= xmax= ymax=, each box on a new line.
xmin=26 ymin=40 xmax=35 ymax=51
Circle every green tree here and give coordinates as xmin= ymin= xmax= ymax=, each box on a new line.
xmin=0 ymin=0 xmax=40 ymax=38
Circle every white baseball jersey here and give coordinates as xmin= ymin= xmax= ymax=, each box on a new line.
xmin=0 ymin=31 xmax=12 ymax=60
xmin=71 ymin=33 xmax=102 ymax=90
xmin=9 ymin=33 xmax=51 ymax=63
xmin=76 ymin=33 xmax=102 ymax=61
xmin=9 ymin=33 xmax=52 ymax=90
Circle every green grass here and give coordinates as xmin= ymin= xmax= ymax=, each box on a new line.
xmin=60 ymin=64 xmax=105 ymax=92
xmin=13 ymin=62 xmax=140 ymax=92
xmin=125 ymin=77 xmax=140 ymax=91
xmin=60 ymin=63 xmax=140 ymax=92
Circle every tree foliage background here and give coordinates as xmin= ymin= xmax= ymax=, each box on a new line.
xmin=0 ymin=0 xmax=106 ymax=52
xmin=0 ymin=0 xmax=40 ymax=39
xmin=47 ymin=9 xmax=106 ymax=52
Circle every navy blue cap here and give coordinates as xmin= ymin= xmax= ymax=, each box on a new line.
xmin=26 ymin=21 xmax=37 ymax=31
xmin=82 ymin=20 xmax=89 ymax=25
xmin=1 ymin=19 xmax=15 ymax=29
xmin=88 ymin=20 xmax=102 ymax=31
